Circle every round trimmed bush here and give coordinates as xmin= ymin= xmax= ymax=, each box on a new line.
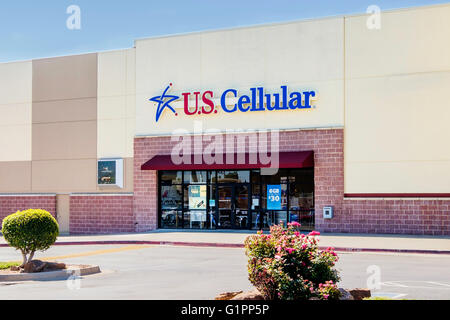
xmin=2 ymin=209 xmax=59 ymax=266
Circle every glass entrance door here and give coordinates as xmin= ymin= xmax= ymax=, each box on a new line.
xmin=217 ymin=185 xmax=233 ymax=228
xmin=216 ymin=184 xmax=250 ymax=229
xmin=234 ymin=184 xmax=249 ymax=229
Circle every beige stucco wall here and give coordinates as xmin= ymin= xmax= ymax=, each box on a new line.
xmin=56 ymin=194 xmax=70 ymax=234
xmin=0 ymin=61 xmax=32 ymax=192
xmin=0 ymin=51 xmax=135 ymax=194
xmin=0 ymin=61 xmax=32 ymax=163
xmin=97 ymin=49 xmax=135 ymax=159
xmin=135 ymin=17 xmax=345 ymax=135
xmin=31 ymin=54 xmax=99 ymax=194
xmin=97 ymin=49 xmax=135 ymax=192
xmin=344 ymin=4 xmax=450 ymax=193
xmin=0 ymin=162 xmax=32 ymax=193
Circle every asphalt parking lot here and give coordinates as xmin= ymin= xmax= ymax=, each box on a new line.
xmin=0 ymin=245 xmax=449 ymax=300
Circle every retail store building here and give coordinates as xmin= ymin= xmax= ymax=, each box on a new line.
xmin=0 ymin=4 xmax=449 ymax=235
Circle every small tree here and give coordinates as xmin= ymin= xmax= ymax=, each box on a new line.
xmin=2 ymin=209 xmax=59 ymax=267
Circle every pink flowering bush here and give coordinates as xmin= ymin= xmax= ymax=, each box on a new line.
xmin=244 ymin=222 xmax=341 ymax=300
xmin=316 ymin=281 xmax=341 ymax=300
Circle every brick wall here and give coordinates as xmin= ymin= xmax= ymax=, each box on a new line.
xmin=134 ymin=129 xmax=345 ymax=233
xmin=134 ymin=129 xmax=450 ymax=236
xmin=134 ymin=137 xmax=173 ymax=232
xmin=0 ymin=195 xmax=57 ymax=224
xmin=336 ymin=199 xmax=450 ymax=236
xmin=69 ymin=195 xmax=134 ymax=234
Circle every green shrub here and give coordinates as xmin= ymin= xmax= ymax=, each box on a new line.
xmin=363 ymin=297 xmax=409 ymax=300
xmin=0 ymin=261 xmax=20 ymax=270
xmin=244 ymin=222 xmax=340 ymax=300
xmin=2 ymin=209 xmax=59 ymax=266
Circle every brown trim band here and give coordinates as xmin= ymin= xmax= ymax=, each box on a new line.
xmin=345 ymin=193 xmax=450 ymax=198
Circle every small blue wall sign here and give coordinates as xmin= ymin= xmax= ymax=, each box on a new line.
xmin=267 ymin=185 xmax=282 ymax=210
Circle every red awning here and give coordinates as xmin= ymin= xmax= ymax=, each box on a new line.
xmin=141 ymin=151 xmax=314 ymax=171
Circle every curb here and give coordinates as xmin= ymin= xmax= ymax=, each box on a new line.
xmin=323 ymin=247 xmax=450 ymax=255
xmin=0 ymin=265 xmax=101 ymax=282
xmin=2 ymin=241 xmax=449 ymax=255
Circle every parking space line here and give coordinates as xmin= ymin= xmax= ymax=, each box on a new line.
xmin=372 ymin=292 xmax=408 ymax=299
xmin=382 ymin=281 xmax=409 ymax=288
xmin=391 ymin=293 xmax=408 ymax=299
xmin=381 ymin=280 xmax=450 ymax=290
xmin=41 ymin=245 xmax=153 ymax=261
xmin=426 ymin=281 xmax=450 ymax=288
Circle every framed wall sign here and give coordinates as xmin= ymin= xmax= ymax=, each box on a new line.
xmin=98 ymin=159 xmax=124 ymax=188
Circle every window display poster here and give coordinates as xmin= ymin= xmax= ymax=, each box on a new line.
xmin=252 ymin=198 xmax=260 ymax=209
xmin=161 ymin=186 xmax=181 ymax=209
xmin=190 ymin=211 xmax=207 ymax=222
xmin=189 ymin=185 xmax=207 ymax=210
xmin=267 ymin=185 xmax=282 ymax=210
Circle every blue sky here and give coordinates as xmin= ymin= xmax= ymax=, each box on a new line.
xmin=0 ymin=0 xmax=448 ymax=62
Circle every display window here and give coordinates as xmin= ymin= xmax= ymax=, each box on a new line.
xmin=158 ymin=169 xmax=314 ymax=230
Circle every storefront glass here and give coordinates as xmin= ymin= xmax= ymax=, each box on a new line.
xmin=158 ymin=168 xmax=314 ymax=231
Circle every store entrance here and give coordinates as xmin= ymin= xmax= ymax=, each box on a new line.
xmin=158 ymin=169 xmax=315 ymax=231
xmin=216 ymin=184 xmax=250 ymax=229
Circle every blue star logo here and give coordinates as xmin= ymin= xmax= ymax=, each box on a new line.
xmin=149 ymin=83 xmax=180 ymax=122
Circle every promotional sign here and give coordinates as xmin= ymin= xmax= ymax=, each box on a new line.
xmin=267 ymin=185 xmax=282 ymax=210
xmin=161 ymin=186 xmax=181 ymax=209
xmin=189 ymin=185 xmax=207 ymax=210
xmin=252 ymin=198 xmax=260 ymax=210
xmin=150 ymin=83 xmax=317 ymax=122
xmin=97 ymin=159 xmax=124 ymax=188
xmin=98 ymin=160 xmax=116 ymax=185
xmin=190 ymin=211 xmax=207 ymax=222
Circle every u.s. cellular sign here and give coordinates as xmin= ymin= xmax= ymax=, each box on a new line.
xmin=150 ymin=83 xmax=317 ymax=122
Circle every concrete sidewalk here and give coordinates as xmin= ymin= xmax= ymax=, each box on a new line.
xmin=1 ymin=230 xmax=449 ymax=254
